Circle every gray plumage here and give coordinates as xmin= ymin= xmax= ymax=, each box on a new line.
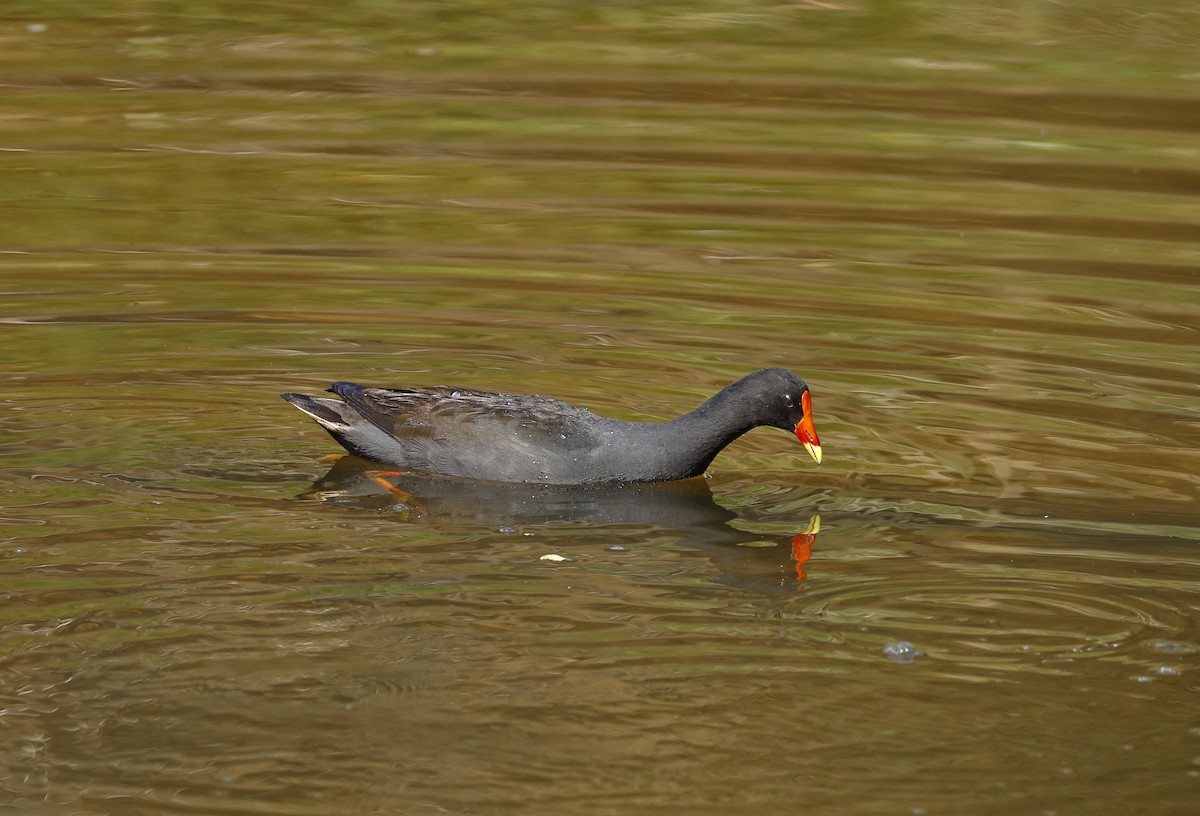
xmin=282 ymin=368 xmax=820 ymax=485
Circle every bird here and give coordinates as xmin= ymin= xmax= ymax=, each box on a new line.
xmin=281 ymin=367 xmax=822 ymax=485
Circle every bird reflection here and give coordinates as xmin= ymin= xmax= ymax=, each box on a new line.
xmin=300 ymin=456 xmax=821 ymax=594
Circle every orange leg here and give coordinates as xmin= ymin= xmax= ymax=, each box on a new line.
xmin=365 ymin=470 xmax=416 ymax=503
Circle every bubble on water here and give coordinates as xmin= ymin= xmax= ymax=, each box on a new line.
xmin=607 ymin=545 xmax=627 ymax=552
xmin=882 ymin=642 xmax=920 ymax=663
xmin=498 ymin=527 xmax=515 ymax=534
xmin=1155 ymin=666 xmax=1181 ymax=677
xmin=13 ymin=547 xmax=25 ymax=554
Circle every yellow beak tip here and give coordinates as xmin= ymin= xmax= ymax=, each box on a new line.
xmin=804 ymin=442 xmax=823 ymax=465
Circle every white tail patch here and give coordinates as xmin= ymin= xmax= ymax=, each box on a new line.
xmin=290 ymin=403 xmax=353 ymax=432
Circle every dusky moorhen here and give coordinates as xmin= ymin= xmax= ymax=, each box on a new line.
xmin=282 ymin=367 xmax=821 ymax=484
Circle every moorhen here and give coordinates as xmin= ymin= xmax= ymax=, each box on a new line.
xmin=282 ymin=368 xmax=822 ymax=485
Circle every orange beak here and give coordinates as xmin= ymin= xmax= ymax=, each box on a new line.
xmin=794 ymin=391 xmax=822 ymax=464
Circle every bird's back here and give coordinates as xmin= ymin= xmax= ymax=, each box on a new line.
xmin=331 ymin=383 xmax=615 ymax=482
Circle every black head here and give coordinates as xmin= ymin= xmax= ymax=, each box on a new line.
xmin=741 ymin=368 xmax=823 ymax=464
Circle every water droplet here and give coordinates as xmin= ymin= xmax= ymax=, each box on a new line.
xmin=607 ymin=545 xmax=627 ymax=552
xmin=882 ymin=642 xmax=920 ymax=663
xmin=498 ymin=527 xmax=515 ymax=534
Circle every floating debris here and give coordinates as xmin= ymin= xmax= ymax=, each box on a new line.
xmin=539 ymin=554 xmax=570 ymax=562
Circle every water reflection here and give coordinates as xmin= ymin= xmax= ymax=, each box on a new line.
xmin=301 ymin=455 xmax=820 ymax=593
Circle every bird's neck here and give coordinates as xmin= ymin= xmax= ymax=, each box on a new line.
xmin=614 ymin=380 xmax=764 ymax=481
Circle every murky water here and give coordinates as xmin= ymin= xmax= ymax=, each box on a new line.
xmin=3 ymin=4 xmax=1200 ymax=814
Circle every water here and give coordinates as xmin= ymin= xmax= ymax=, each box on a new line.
xmin=2 ymin=3 xmax=1200 ymax=814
